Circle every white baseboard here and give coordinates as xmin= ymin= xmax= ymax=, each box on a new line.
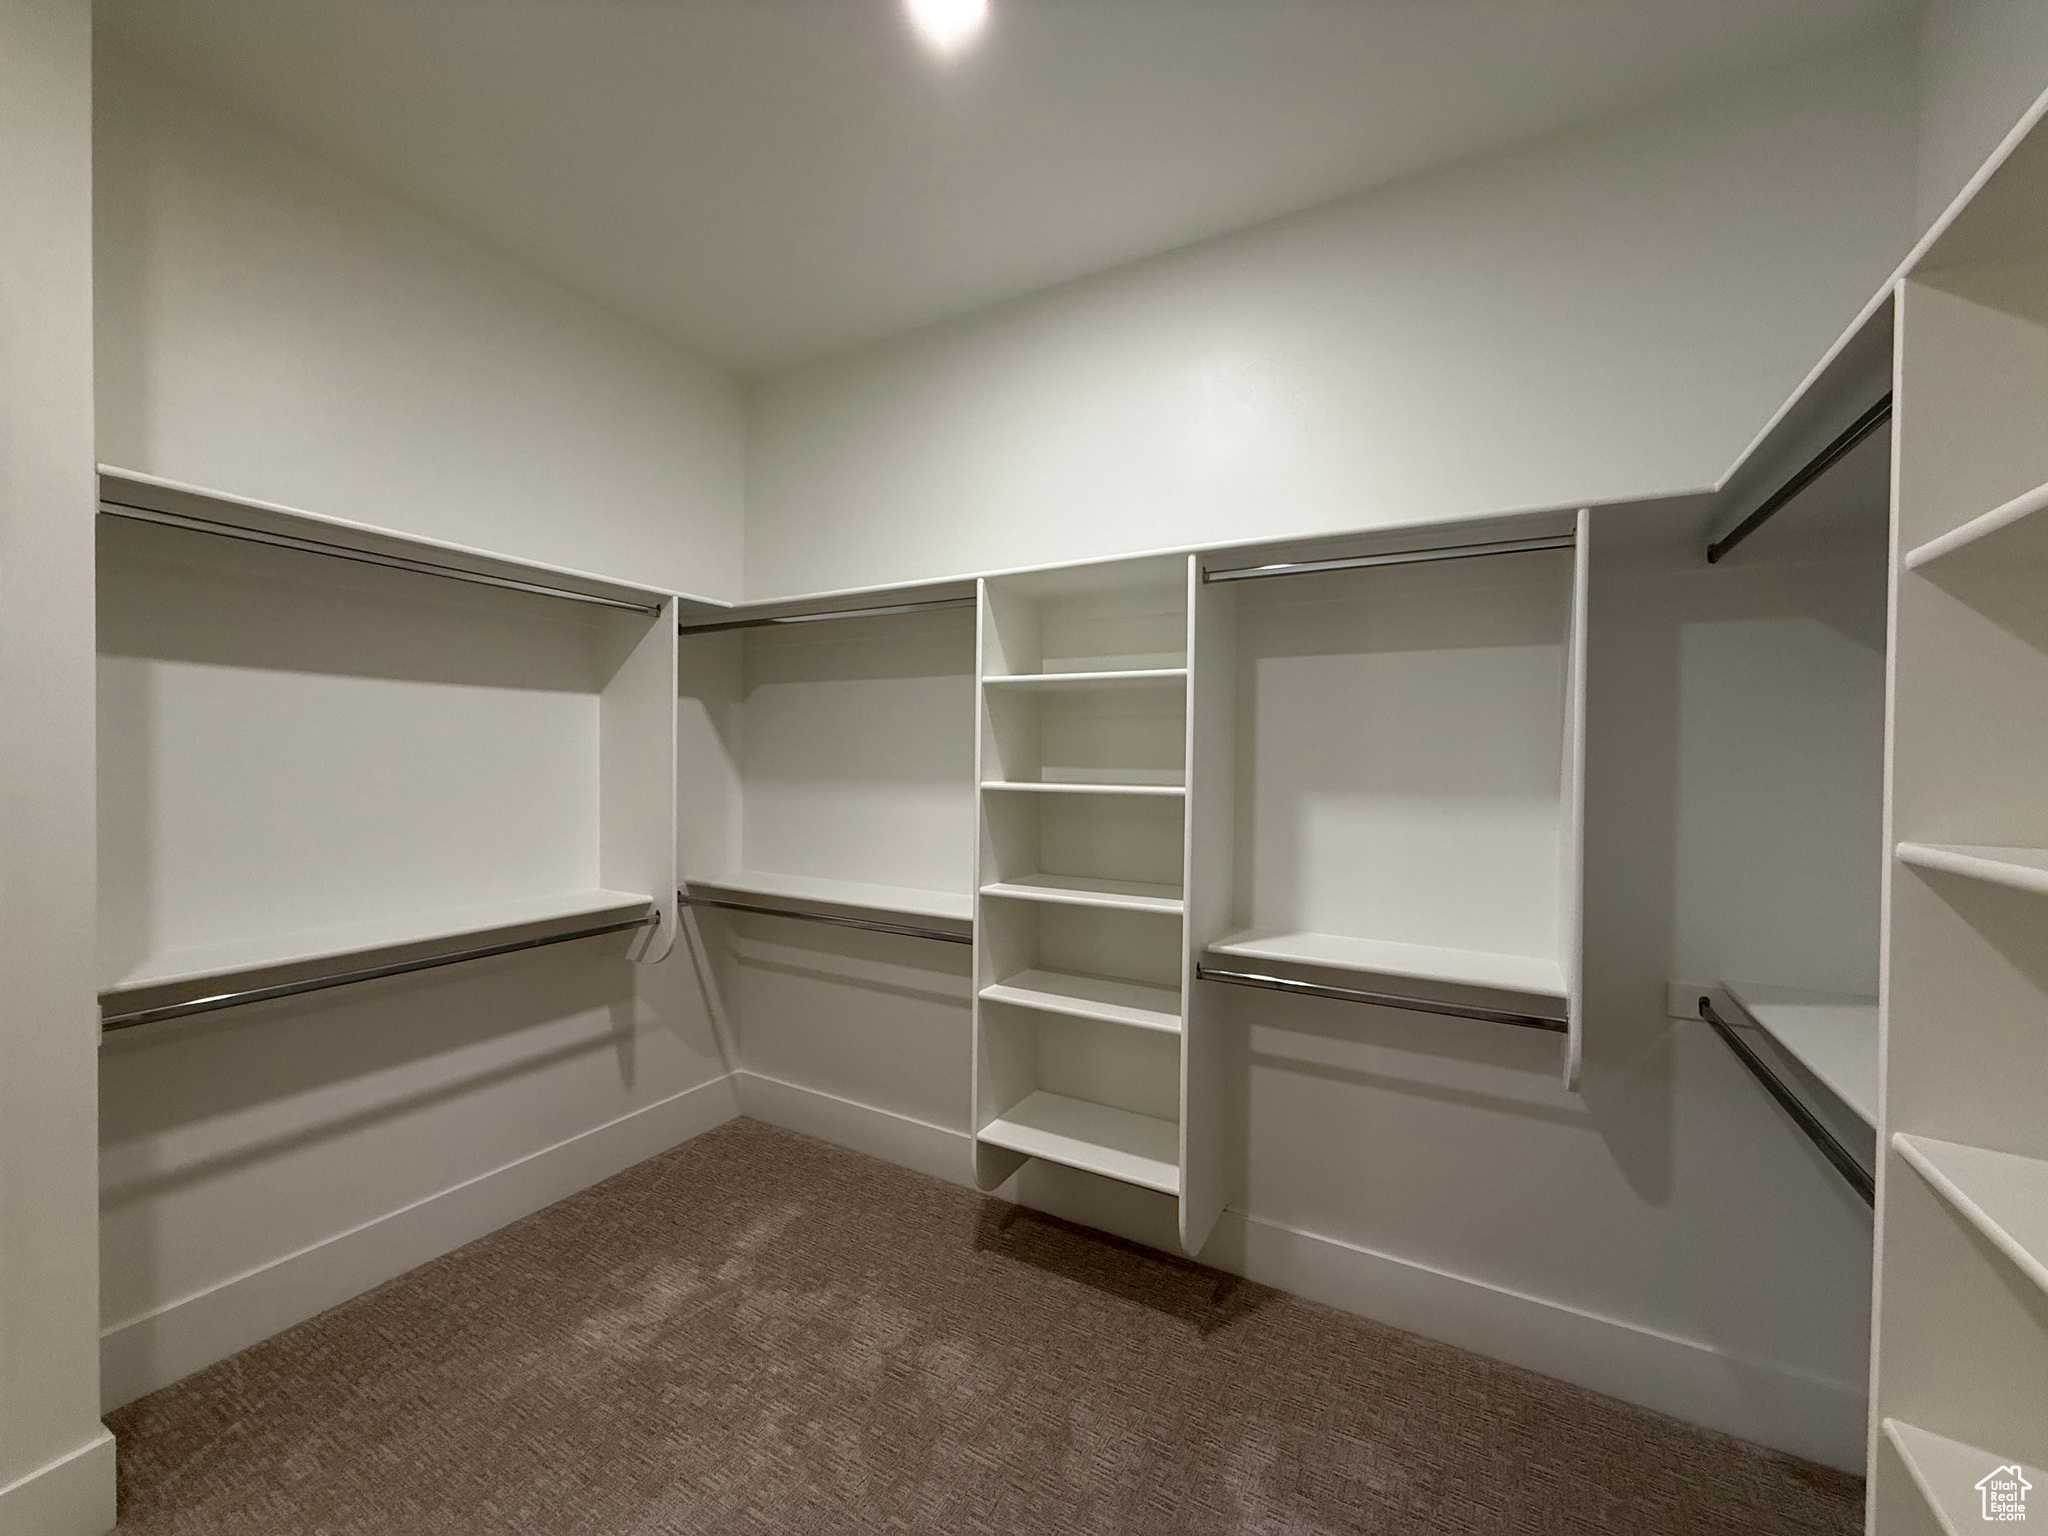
xmin=0 ymin=1428 xmax=115 ymax=1536
xmin=735 ymin=1070 xmax=973 ymax=1186
xmin=101 ymin=1074 xmax=742 ymax=1411
xmin=733 ymin=1071 xmax=1864 ymax=1473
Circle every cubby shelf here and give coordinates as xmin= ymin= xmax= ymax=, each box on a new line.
xmin=1207 ymin=928 xmax=1567 ymax=1003
xmin=99 ymin=887 xmax=655 ymax=1008
xmin=684 ymin=869 xmax=973 ymax=924
xmin=1903 ymin=476 xmax=2048 ymax=573
xmin=979 ymin=874 xmax=1183 ymax=915
xmin=1883 ymin=1417 xmax=2044 ymax=1535
xmin=1722 ymin=981 xmax=1879 ymax=1128
xmin=1894 ymin=1133 xmax=2048 ymax=1297
xmin=980 ymin=969 xmax=1183 ymax=1034
xmin=981 ymin=668 xmax=1187 ymax=691
xmin=977 ymin=1091 xmax=1182 ymax=1195
xmin=980 ymin=780 xmax=1186 ymax=797
xmin=1896 ymin=841 xmax=2048 ymax=898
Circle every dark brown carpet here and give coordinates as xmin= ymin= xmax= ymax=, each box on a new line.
xmin=109 ymin=1118 xmax=1861 ymax=1534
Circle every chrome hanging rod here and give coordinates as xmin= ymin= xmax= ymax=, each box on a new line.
xmin=1697 ymin=997 xmax=1874 ymax=1204
xmin=100 ymin=912 xmax=660 ymax=1033
xmin=680 ymin=891 xmax=972 ymax=944
xmin=1706 ymin=393 xmax=1892 ymax=565
xmin=98 ymin=500 xmax=665 ymax=615
xmin=1203 ymin=532 xmax=1576 ymax=584
xmin=678 ymin=596 xmax=976 ymax=634
xmin=1196 ymin=963 xmax=1567 ymax=1032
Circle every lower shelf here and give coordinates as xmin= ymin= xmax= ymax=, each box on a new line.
xmin=683 ymin=869 xmax=972 ymax=923
xmin=1894 ymin=1133 xmax=2048 ymax=1297
xmin=980 ymin=968 xmax=1183 ymax=1034
xmin=1884 ymin=1417 xmax=2043 ymax=1533
xmin=978 ymin=1091 xmax=1181 ymax=1195
xmin=1207 ymin=928 xmax=1566 ymax=1002
xmin=100 ymin=887 xmax=656 ymax=1010
xmin=1722 ymin=981 xmax=1878 ymax=1128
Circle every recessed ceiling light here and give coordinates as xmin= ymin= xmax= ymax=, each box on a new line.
xmin=904 ymin=0 xmax=989 ymax=57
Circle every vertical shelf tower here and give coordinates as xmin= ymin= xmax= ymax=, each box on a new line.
xmin=1868 ymin=121 xmax=2048 ymax=1531
xmin=971 ymin=555 xmax=1229 ymax=1254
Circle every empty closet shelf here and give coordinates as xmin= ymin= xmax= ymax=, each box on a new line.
xmin=1894 ymin=1133 xmax=2048 ymax=1296
xmin=981 ymin=668 xmax=1187 ymax=690
xmin=980 ymin=969 xmax=1182 ymax=1033
xmin=1897 ymin=841 xmax=2048 ymax=898
xmin=99 ymin=888 xmax=657 ymax=1010
xmin=978 ymin=1091 xmax=1181 ymax=1194
xmin=1902 ymin=475 xmax=2048 ymax=572
xmin=682 ymin=870 xmax=973 ymax=924
xmin=980 ymin=781 xmax=1185 ymax=797
xmin=1721 ymin=981 xmax=1878 ymax=1128
xmin=979 ymin=874 xmax=1184 ymax=915
xmin=1206 ymin=929 xmax=1566 ymax=1003
xmin=1883 ymin=1418 xmax=2046 ymax=1533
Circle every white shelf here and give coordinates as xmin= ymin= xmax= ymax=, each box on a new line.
xmin=1884 ymin=1417 xmax=2044 ymax=1535
xmin=1207 ymin=928 xmax=1567 ymax=1002
xmin=979 ymin=874 xmax=1184 ymax=915
xmin=1722 ymin=981 xmax=1880 ymax=1128
xmin=98 ymin=465 xmax=676 ymax=611
xmin=980 ymin=780 xmax=1186 ymax=797
xmin=1903 ymin=476 xmax=2048 ymax=573
xmin=99 ymin=888 xmax=656 ymax=1002
xmin=1897 ymin=841 xmax=2048 ymax=898
xmin=981 ymin=668 xmax=1187 ymax=691
xmin=1895 ymin=1133 xmax=2048 ymax=1297
xmin=684 ymin=869 xmax=972 ymax=924
xmin=977 ymin=1091 xmax=1181 ymax=1194
xmin=980 ymin=968 xmax=1182 ymax=1034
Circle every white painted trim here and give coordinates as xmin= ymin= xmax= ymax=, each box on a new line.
xmin=732 ymin=1073 xmax=1864 ymax=1471
xmin=0 ymin=1428 xmax=115 ymax=1536
xmin=100 ymin=1074 xmax=741 ymax=1411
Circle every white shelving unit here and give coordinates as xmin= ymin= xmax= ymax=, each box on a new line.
xmin=1195 ymin=513 xmax=1589 ymax=1083
xmin=96 ymin=470 xmax=677 ymax=1029
xmin=971 ymin=555 xmax=1225 ymax=1246
xmin=1869 ymin=112 xmax=2048 ymax=1532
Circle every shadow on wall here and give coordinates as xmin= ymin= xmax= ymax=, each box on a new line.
xmin=98 ymin=936 xmax=650 ymax=1332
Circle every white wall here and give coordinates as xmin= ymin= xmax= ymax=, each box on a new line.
xmin=91 ymin=61 xmax=744 ymax=1409
xmin=744 ymin=30 xmax=1920 ymax=600
xmin=93 ymin=48 xmax=746 ymax=603
xmin=711 ymin=27 xmax=1936 ymax=1472
xmin=1913 ymin=0 xmax=2048 ymax=230
xmin=0 ymin=2 xmax=117 ymax=1531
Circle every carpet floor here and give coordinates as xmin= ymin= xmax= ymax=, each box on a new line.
xmin=109 ymin=1119 xmax=1862 ymax=1534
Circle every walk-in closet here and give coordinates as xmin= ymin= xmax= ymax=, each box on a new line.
xmin=3 ymin=4 xmax=2045 ymax=1533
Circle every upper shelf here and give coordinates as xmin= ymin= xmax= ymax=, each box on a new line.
xmin=1904 ymin=477 xmax=2048 ymax=575
xmin=682 ymin=869 xmax=973 ymax=924
xmin=100 ymin=887 xmax=656 ymax=1009
xmin=98 ymin=467 xmax=674 ymax=615
xmin=1721 ymin=981 xmax=1879 ymax=1129
xmin=1897 ymin=842 xmax=2048 ymax=899
xmin=1207 ymin=928 xmax=1567 ymax=1005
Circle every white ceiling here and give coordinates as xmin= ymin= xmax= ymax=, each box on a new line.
xmin=98 ymin=0 xmax=1915 ymax=375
